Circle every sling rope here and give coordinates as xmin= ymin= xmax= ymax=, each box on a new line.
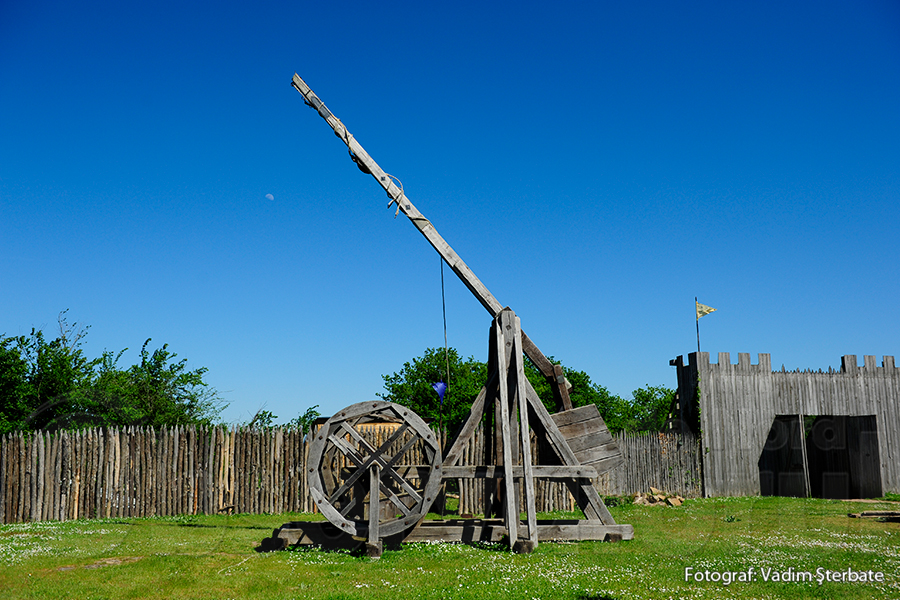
xmin=441 ymin=258 xmax=450 ymax=394
xmin=440 ymin=257 xmax=450 ymax=519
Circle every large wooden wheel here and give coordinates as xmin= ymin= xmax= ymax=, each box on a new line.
xmin=307 ymin=401 xmax=442 ymax=539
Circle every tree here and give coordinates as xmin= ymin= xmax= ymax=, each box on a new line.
xmin=246 ymin=409 xmax=279 ymax=430
xmin=378 ymin=347 xmax=487 ymax=432
xmin=380 ymin=347 xmax=676 ymax=436
xmin=381 ymin=347 xmax=629 ymax=433
xmin=0 ymin=313 xmax=99 ymax=431
xmin=0 ymin=313 xmax=224 ymax=433
xmin=74 ymin=339 xmax=223 ymax=428
xmin=244 ymin=405 xmax=320 ymax=438
xmin=287 ymin=405 xmax=321 ymax=438
xmin=523 ymin=356 xmax=630 ymax=429
xmin=623 ymin=385 xmax=676 ymax=433
xmin=0 ymin=336 xmax=34 ymax=433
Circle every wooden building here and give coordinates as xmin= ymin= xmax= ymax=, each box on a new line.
xmin=672 ymin=352 xmax=899 ymax=498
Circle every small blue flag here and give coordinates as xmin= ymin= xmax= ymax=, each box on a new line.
xmin=432 ymin=380 xmax=447 ymax=405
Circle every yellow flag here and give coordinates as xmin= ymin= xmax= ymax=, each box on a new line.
xmin=696 ymin=301 xmax=717 ymax=320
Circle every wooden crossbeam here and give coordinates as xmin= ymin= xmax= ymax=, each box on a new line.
xmin=349 ymin=465 xmax=599 ymax=479
xmin=441 ymin=465 xmax=599 ymax=479
xmin=406 ymin=520 xmax=634 ymax=543
xmin=333 ymin=422 xmax=424 ymax=503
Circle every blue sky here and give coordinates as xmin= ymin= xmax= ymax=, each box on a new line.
xmin=2 ymin=0 xmax=898 ymax=425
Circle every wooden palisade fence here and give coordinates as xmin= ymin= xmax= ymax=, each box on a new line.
xmin=0 ymin=425 xmax=701 ymax=525
xmin=453 ymin=429 xmax=702 ymax=514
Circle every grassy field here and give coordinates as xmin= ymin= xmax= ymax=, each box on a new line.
xmin=1 ymin=496 xmax=897 ymax=599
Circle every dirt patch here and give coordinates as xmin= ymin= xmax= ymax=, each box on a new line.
xmin=57 ymin=556 xmax=143 ymax=571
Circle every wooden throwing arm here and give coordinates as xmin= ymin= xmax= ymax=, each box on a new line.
xmin=291 ymin=74 xmax=572 ymax=410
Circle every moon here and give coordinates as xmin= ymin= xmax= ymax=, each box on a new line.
xmin=265 ymin=193 xmax=274 ymax=201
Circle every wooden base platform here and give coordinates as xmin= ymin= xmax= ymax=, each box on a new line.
xmin=406 ymin=519 xmax=633 ymax=543
xmin=261 ymin=519 xmax=633 ymax=551
xmin=848 ymin=511 xmax=900 ymax=523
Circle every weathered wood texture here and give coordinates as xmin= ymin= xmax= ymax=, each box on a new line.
xmin=550 ymin=404 xmax=623 ymax=475
xmin=0 ymin=427 xmax=308 ymax=524
xmin=405 ymin=519 xmax=634 ymax=543
xmin=0 ymin=425 xmax=700 ymax=524
xmin=677 ymin=352 xmax=900 ymax=497
xmin=268 ymin=519 xmax=634 ymax=547
xmin=306 ymin=402 xmax=442 ymax=538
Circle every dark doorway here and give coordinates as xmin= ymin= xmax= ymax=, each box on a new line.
xmin=759 ymin=415 xmax=809 ymax=497
xmin=758 ymin=415 xmax=882 ymax=498
xmin=806 ymin=416 xmax=882 ymax=499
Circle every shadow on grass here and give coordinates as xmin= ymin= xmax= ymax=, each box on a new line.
xmin=123 ymin=516 xmax=276 ymax=531
xmin=284 ymin=543 xmax=366 ymax=557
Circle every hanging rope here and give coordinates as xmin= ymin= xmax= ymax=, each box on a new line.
xmin=385 ymin=174 xmax=405 ymax=217
xmin=439 ymin=256 xmax=450 ymax=519
xmin=441 ymin=257 xmax=450 ymax=393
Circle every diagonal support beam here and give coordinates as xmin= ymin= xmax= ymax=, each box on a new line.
xmin=442 ymin=372 xmax=496 ymax=467
xmin=522 ymin=380 xmax=615 ymax=524
xmin=327 ymin=425 xmax=423 ymax=505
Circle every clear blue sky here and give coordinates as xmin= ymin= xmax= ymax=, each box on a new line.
xmin=2 ymin=0 xmax=898 ymax=425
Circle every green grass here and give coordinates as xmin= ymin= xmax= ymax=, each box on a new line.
xmin=1 ymin=497 xmax=898 ymax=599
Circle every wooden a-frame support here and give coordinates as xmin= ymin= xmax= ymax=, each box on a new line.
xmin=438 ymin=308 xmax=617 ymax=552
xmin=265 ymin=308 xmax=631 ymax=554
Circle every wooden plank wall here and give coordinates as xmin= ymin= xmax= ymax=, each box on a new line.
xmin=684 ymin=352 xmax=900 ymax=497
xmin=0 ymin=427 xmax=312 ymax=524
xmin=451 ymin=428 xmax=701 ymax=515
xmin=596 ymin=432 xmax=702 ymax=498
xmin=0 ymin=425 xmax=701 ymax=524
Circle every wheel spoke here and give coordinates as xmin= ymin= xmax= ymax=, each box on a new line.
xmin=338 ymin=492 xmax=362 ymax=518
xmin=327 ymin=432 xmax=364 ymax=465
xmin=388 ymin=433 xmax=424 ymax=468
xmin=308 ymin=401 xmax=442 ymax=540
xmin=380 ymin=484 xmax=415 ymax=516
xmin=327 ymin=422 xmax=415 ymax=503
xmin=337 ymin=421 xmax=424 ymax=500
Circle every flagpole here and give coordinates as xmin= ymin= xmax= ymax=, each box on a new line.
xmin=695 ymin=297 xmax=701 ymax=355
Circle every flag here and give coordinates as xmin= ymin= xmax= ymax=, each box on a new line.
xmin=696 ymin=301 xmax=717 ymax=320
xmin=432 ymin=380 xmax=447 ymax=405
